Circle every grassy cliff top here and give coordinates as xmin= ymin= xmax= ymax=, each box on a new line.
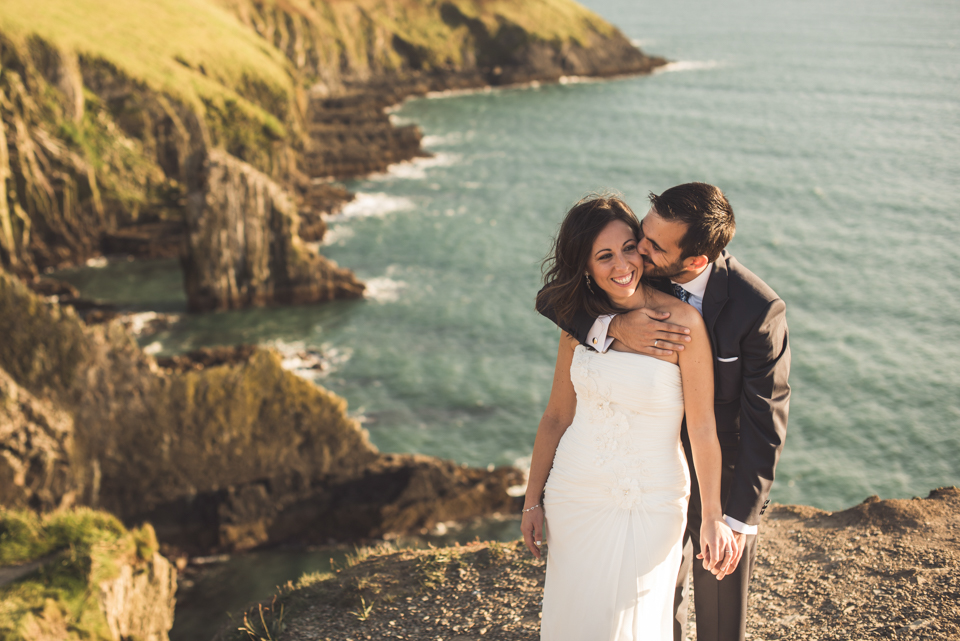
xmin=0 ymin=508 xmax=161 ymax=640
xmin=1 ymin=0 xmax=625 ymax=136
xmin=0 ymin=0 xmax=295 ymax=136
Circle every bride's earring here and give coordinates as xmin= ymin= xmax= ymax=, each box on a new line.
xmin=584 ymin=272 xmax=595 ymax=294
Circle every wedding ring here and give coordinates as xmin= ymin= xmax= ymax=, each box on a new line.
xmin=654 ymin=340 xmax=659 ymax=348
xmin=535 ymin=541 xmax=542 ymax=546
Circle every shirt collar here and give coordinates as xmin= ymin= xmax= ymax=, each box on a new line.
xmin=671 ymin=263 xmax=713 ymax=299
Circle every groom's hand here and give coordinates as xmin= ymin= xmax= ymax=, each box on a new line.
xmin=714 ymin=531 xmax=747 ymax=580
xmin=609 ymin=308 xmax=692 ymax=356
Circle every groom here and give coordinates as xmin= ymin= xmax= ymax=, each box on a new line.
xmin=537 ymin=182 xmax=790 ymax=641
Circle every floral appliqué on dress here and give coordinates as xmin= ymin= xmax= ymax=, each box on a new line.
xmin=572 ymin=347 xmax=649 ymax=510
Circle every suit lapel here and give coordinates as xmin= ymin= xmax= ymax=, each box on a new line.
xmin=703 ymin=251 xmax=730 ymax=335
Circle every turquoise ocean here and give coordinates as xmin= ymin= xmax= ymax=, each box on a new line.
xmin=53 ymin=0 xmax=959 ymax=634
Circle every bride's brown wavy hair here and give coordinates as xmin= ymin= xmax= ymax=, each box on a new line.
xmin=537 ymin=194 xmax=641 ymax=326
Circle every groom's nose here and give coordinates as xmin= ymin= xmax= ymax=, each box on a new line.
xmin=637 ymin=237 xmax=652 ymax=256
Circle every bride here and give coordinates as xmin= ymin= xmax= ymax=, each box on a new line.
xmin=521 ymin=195 xmax=737 ymax=640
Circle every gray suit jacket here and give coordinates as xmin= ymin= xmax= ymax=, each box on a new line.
xmin=537 ymin=250 xmax=791 ymax=527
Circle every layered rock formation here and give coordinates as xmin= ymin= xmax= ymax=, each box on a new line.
xmin=0 ymin=270 xmax=521 ymax=554
xmin=183 ymin=149 xmax=364 ymax=311
xmin=0 ymin=368 xmax=80 ymax=512
xmin=0 ymin=0 xmax=665 ymax=310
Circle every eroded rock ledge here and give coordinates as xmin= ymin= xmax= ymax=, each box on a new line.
xmin=220 ymin=487 xmax=960 ymax=641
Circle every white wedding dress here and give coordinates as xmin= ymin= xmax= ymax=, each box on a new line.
xmin=541 ymin=345 xmax=690 ymax=641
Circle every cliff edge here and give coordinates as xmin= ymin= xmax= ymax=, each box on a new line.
xmin=220 ymin=487 xmax=960 ymax=641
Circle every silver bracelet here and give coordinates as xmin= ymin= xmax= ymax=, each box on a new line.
xmin=522 ymin=504 xmax=541 ymax=513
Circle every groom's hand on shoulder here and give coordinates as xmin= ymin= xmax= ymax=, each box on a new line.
xmin=609 ymin=308 xmax=692 ymax=356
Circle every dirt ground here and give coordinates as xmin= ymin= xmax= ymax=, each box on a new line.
xmin=224 ymin=487 xmax=959 ymax=641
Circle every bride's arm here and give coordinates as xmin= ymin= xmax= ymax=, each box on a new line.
xmin=521 ymin=331 xmax=578 ymax=559
xmin=676 ymin=309 xmax=739 ymax=579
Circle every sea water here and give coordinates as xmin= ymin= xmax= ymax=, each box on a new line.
xmin=52 ymin=0 xmax=959 ymax=634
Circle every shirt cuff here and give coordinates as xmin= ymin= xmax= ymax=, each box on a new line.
xmin=723 ymin=514 xmax=758 ymax=535
xmin=587 ymin=315 xmax=615 ymax=353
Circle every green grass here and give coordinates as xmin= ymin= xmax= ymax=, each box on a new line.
xmin=0 ymin=507 xmax=160 ymax=641
xmin=0 ymin=0 xmax=295 ymax=137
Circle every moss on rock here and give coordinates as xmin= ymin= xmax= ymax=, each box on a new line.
xmin=0 ymin=507 xmax=176 ymax=641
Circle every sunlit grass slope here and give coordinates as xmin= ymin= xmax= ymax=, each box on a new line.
xmin=0 ymin=0 xmax=296 ymax=136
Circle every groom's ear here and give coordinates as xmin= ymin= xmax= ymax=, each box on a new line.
xmin=682 ymin=254 xmax=709 ymax=272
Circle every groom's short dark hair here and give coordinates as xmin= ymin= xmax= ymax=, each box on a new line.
xmin=648 ymin=183 xmax=735 ymax=263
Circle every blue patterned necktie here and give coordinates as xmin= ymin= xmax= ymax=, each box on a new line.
xmin=672 ymin=283 xmax=691 ymax=303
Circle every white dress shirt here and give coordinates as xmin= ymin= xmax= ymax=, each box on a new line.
xmin=582 ymin=265 xmax=757 ymax=535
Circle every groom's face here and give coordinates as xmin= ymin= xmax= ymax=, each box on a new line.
xmin=637 ymin=209 xmax=690 ymax=280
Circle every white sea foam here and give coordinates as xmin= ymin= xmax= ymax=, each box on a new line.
xmin=327 ymin=192 xmax=415 ymax=222
xmin=263 ymin=338 xmax=352 ymax=380
xmin=507 ymin=455 xmax=531 ymax=497
xmin=121 ymin=311 xmax=180 ymax=337
xmin=364 ymin=276 xmax=407 ymax=303
xmin=421 ymin=131 xmax=470 ymax=148
xmin=388 ymin=112 xmax=417 ymax=127
xmin=370 ymin=152 xmax=461 ymax=180
xmin=558 ymin=75 xmax=603 ymax=85
xmin=142 ymin=341 xmax=163 ymax=356
xmin=426 ymin=86 xmax=495 ymax=99
xmin=654 ymin=60 xmax=721 ymax=74
xmin=319 ymin=225 xmax=355 ymax=246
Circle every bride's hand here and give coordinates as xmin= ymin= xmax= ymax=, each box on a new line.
xmin=697 ymin=518 xmax=739 ymax=580
xmin=520 ymin=505 xmax=545 ymax=560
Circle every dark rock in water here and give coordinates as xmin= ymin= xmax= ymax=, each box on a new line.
xmin=305 ymin=90 xmax=428 ymax=179
xmin=182 ymin=150 xmax=365 ymax=311
xmin=24 ymin=276 xmax=81 ymax=300
xmin=155 ymin=345 xmax=259 ymax=372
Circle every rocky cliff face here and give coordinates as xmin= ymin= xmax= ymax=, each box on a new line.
xmin=97 ymin=550 xmax=178 ymax=641
xmin=0 ymin=270 xmax=521 ymax=553
xmin=183 ymin=149 xmax=364 ymax=310
xmin=0 ymin=0 xmax=664 ymax=310
xmin=0 ymin=367 xmax=80 ymax=512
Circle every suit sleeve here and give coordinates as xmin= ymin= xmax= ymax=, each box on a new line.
xmin=535 ymin=285 xmax=596 ymax=347
xmin=725 ymin=297 xmax=791 ymax=526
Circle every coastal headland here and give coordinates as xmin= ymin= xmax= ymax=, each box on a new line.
xmin=219 ymin=488 xmax=959 ymax=641
xmin=1 ymin=0 xmax=665 ymax=637
xmin=0 ymin=0 xmax=665 ymax=311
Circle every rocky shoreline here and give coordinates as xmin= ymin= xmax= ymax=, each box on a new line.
xmin=220 ymin=487 xmax=960 ymax=641
xmin=0 ymin=0 xmax=666 ymax=312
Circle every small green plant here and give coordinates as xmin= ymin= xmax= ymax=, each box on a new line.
xmin=238 ymin=597 xmax=285 ymax=641
xmin=349 ymin=595 xmax=375 ymax=622
xmin=488 ymin=540 xmax=507 ymax=562
xmin=416 ymin=547 xmax=459 ymax=591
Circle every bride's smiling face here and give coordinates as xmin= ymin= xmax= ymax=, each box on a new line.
xmin=586 ymin=220 xmax=643 ymax=304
